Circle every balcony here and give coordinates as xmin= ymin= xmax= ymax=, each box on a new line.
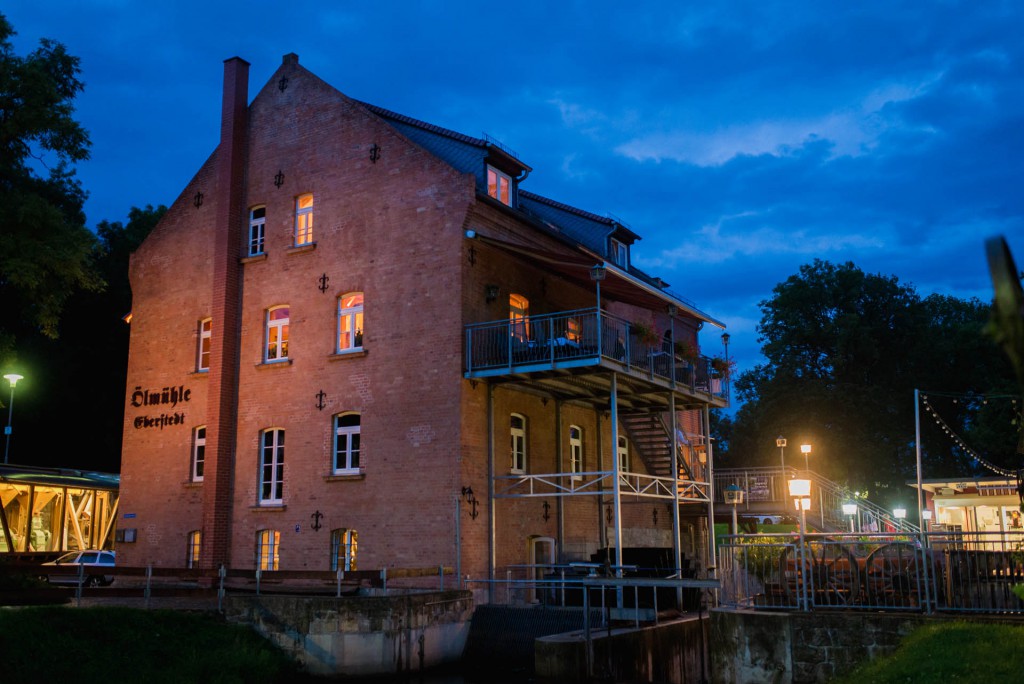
xmin=465 ymin=307 xmax=728 ymax=408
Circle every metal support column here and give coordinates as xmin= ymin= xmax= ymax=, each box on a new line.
xmin=556 ymin=401 xmax=564 ymax=561
xmin=487 ymin=384 xmax=496 ymax=604
xmin=670 ymin=392 xmax=682 ymax=607
xmin=703 ymin=405 xmax=717 ymax=580
xmin=610 ymin=373 xmax=624 ymax=605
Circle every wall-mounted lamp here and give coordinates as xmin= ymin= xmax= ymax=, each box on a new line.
xmin=485 ymin=284 xmax=499 ymax=303
xmin=461 ymin=486 xmax=479 ymax=520
xmin=542 ymin=500 xmax=551 ymax=522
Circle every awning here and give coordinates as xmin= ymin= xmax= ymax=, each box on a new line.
xmin=470 ymin=233 xmax=725 ymax=329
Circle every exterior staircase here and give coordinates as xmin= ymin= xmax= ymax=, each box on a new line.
xmin=619 ymin=412 xmax=675 ymax=477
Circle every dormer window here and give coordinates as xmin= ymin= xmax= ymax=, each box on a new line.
xmin=610 ymin=238 xmax=628 ymax=268
xmin=487 ymin=166 xmax=512 ymax=206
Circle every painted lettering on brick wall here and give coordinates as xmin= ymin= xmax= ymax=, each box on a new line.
xmin=131 ymin=385 xmax=191 ymax=430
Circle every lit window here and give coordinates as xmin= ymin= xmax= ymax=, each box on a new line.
xmin=337 ymin=293 xmax=364 ymax=352
xmin=610 ymin=238 xmax=628 ymax=268
xmin=618 ymin=435 xmax=630 ymax=472
xmin=330 ymin=528 xmax=358 ymax=572
xmin=249 ymin=206 xmax=266 ymax=256
xmin=294 ymin=194 xmax=314 ymax=245
xmin=510 ymin=414 xmax=527 ymax=474
xmin=265 ymin=307 xmax=289 ymax=361
xmin=192 ymin=426 xmax=206 ymax=482
xmin=566 ymin=317 xmax=581 ymax=343
xmin=256 ymin=529 xmax=280 ymax=571
xmin=569 ymin=425 xmax=583 ymax=480
xmin=509 ymin=294 xmax=530 ymax=342
xmin=197 ymin=318 xmax=212 ymax=371
xmin=333 ymin=413 xmax=361 ymax=474
xmin=260 ymin=429 xmax=284 ymax=505
xmin=487 ymin=166 xmax=511 ymax=206
xmin=187 ymin=530 xmax=201 ymax=569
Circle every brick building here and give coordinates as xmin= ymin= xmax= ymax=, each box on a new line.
xmin=118 ymin=54 xmax=730 ymax=597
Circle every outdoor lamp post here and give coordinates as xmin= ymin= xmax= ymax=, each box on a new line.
xmin=3 ymin=373 xmax=24 ymax=465
xmin=893 ymin=507 xmax=907 ymax=533
xmin=842 ymin=502 xmax=858 ymax=533
xmin=724 ymin=484 xmax=745 ymax=535
xmin=776 ymin=436 xmax=787 ymax=475
xmin=788 ymin=477 xmax=812 ymax=611
xmin=800 ymin=443 xmax=812 ymax=473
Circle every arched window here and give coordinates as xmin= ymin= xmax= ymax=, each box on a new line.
xmin=617 ymin=435 xmax=630 ymax=472
xmin=186 ymin=530 xmax=201 ymax=569
xmin=294 ymin=193 xmax=313 ymax=245
xmin=510 ymin=413 xmax=527 ymax=474
xmin=191 ymin=426 xmax=206 ymax=482
xmin=337 ymin=292 xmax=364 ymax=352
xmin=248 ymin=205 xmax=266 ymax=255
xmin=569 ymin=425 xmax=584 ymax=480
xmin=265 ymin=306 xmax=289 ymax=361
xmin=255 ymin=529 xmax=280 ymax=571
xmin=333 ymin=413 xmax=361 ymax=474
xmin=509 ymin=294 xmax=530 ymax=342
xmin=197 ymin=318 xmax=212 ymax=371
xmin=330 ymin=528 xmax=358 ymax=571
xmin=260 ymin=428 xmax=285 ymax=504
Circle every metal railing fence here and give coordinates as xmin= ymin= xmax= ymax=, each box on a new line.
xmin=719 ymin=530 xmax=1024 ymax=614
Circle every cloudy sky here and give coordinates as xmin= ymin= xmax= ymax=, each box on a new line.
xmin=7 ymin=1 xmax=1023 ymax=375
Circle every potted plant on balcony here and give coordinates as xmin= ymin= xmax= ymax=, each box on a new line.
xmin=630 ymin=320 xmax=659 ymax=346
xmin=710 ymin=356 xmax=736 ymax=379
xmin=674 ymin=340 xmax=699 ymax=365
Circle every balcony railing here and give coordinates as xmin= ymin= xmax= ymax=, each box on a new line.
xmin=465 ymin=307 xmax=727 ymax=400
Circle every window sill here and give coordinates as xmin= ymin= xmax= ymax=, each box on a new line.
xmin=251 ymin=504 xmax=287 ymax=512
xmin=190 ymin=370 xmax=210 ymax=378
xmin=241 ymin=253 xmax=268 ymax=264
xmin=184 ymin=481 xmax=203 ymax=488
xmin=324 ymin=472 xmax=365 ymax=482
xmin=286 ymin=242 xmax=317 ymax=255
xmin=255 ymin=359 xmax=293 ymax=369
xmin=328 ymin=349 xmax=367 ymax=361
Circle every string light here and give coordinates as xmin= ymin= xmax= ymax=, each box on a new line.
xmin=919 ymin=392 xmax=1017 ymax=477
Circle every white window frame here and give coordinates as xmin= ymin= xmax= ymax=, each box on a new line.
xmin=248 ymin=206 xmax=266 ymax=256
xmin=265 ymin=306 xmax=289 ymax=362
xmin=255 ymin=529 xmax=280 ymax=571
xmin=487 ymin=166 xmax=512 ymax=206
xmin=330 ymin=528 xmax=358 ymax=572
xmin=197 ymin=318 xmax=212 ymax=372
xmin=610 ymin=238 xmax=628 ymax=268
xmin=618 ymin=435 xmax=630 ymax=472
xmin=260 ymin=428 xmax=285 ymax=505
xmin=186 ymin=530 xmax=201 ymax=569
xmin=569 ymin=425 xmax=583 ymax=480
xmin=337 ymin=292 xmax=364 ymax=352
xmin=294 ymin=193 xmax=314 ymax=246
xmin=191 ymin=425 xmax=206 ymax=482
xmin=510 ymin=413 xmax=527 ymax=474
xmin=333 ymin=413 xmax=361 ymax=474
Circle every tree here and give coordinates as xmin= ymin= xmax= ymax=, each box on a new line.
xmin=726 ymin=260 xmax=1017 ymax=508
xmin=0 ymin=12 xmax=98 ymax=366
xmin=14 ymin=205 xmax=165 ymax=472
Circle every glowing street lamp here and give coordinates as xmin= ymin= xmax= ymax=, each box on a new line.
xmin=893 ymin=507 xmax=907 ymax=533
xmin=3 ymin=373 xmax=24 ymax=465
xmin=800 ymin=443 xmax=812 ymax=473
xmin=788 ymin=477 xmax=811 ymax=611
xmin=842 ymin=502 xmax=858 ymax=532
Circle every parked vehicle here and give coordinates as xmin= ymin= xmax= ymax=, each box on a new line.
xmin=41 ymin=550 xmax=116 ymax=587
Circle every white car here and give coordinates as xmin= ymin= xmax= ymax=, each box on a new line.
xmin=41 ymin=550 xmax=116 ymax=587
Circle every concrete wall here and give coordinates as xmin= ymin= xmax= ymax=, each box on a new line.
xmin=710 ymin=608 xmax=931 ymax=683
xmin=224 ymin=590 xmax=473 ymax=677
xmin=535 ymin=616 xmax=709 ymax=684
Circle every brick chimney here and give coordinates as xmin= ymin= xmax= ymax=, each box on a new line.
xmin=201 ymin=56 xmax=249 ymax=570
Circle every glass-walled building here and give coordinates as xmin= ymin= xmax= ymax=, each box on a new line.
xmin=0 ymin=465 xmax=119 ymax=555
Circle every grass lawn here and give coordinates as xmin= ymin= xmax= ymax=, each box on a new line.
xmin=0 ymin=606 xmax=305 ymax=683
xmin=833 ymin=621 xmax=1024 ymax=683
